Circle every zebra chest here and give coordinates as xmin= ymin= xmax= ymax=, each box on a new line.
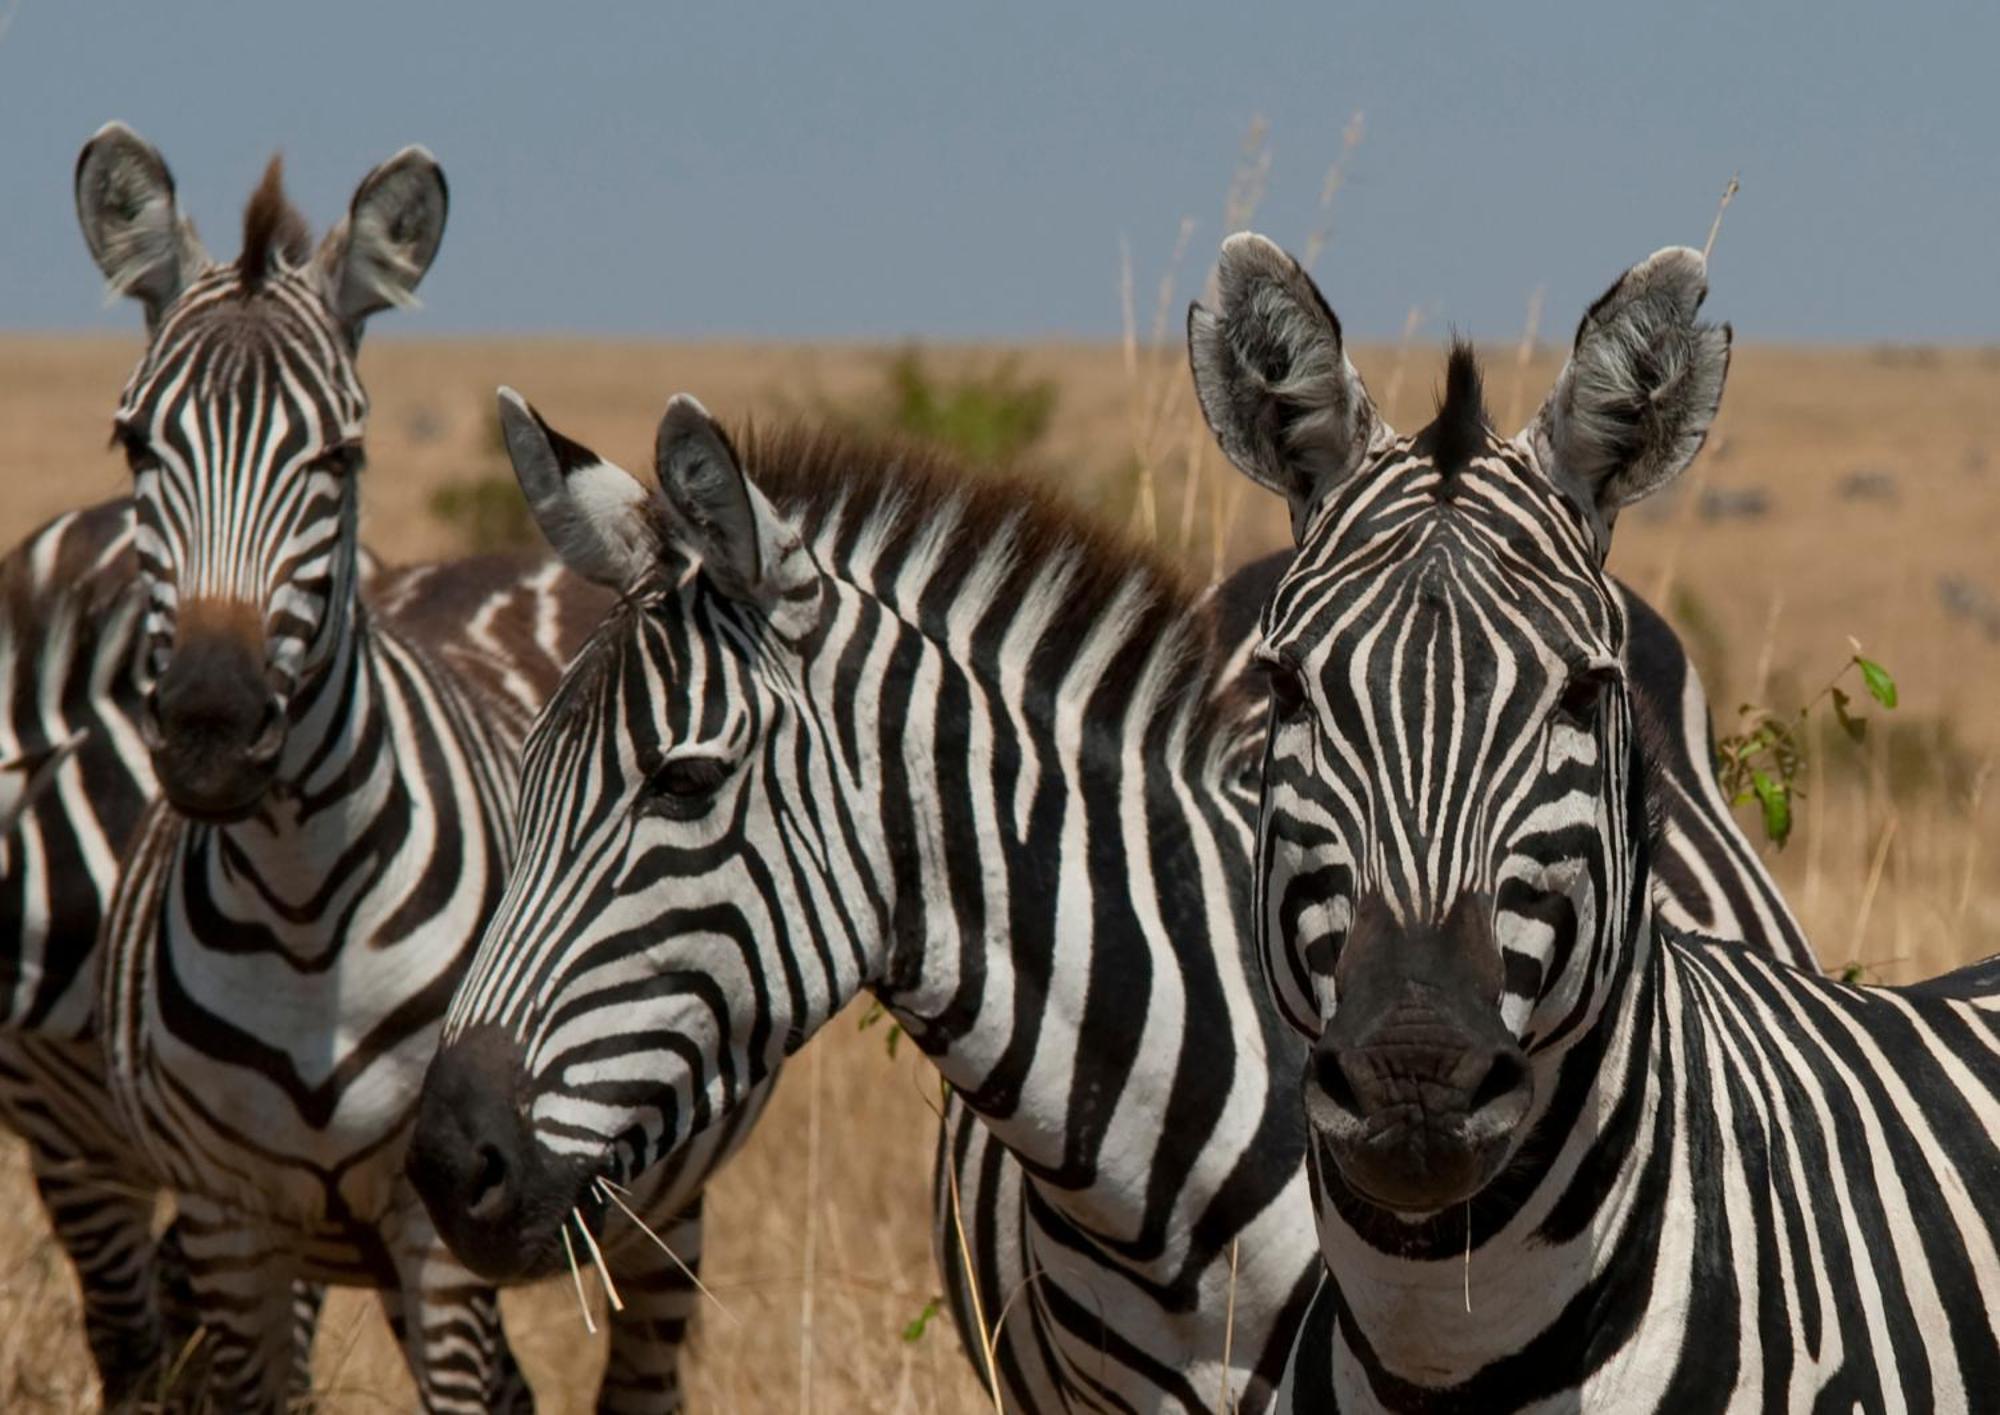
xmin=103 ymin=810 xmax=503 ymax=1221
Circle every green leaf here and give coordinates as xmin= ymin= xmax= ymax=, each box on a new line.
xmin=858 ymin=1000 xmax=886 ymax=1031
xmin=1838 ymin=961 xmax=1866 ymax=984
xmin=885 ymin=1023 xmax=904 ymax=1059
xmin=1854 ymin=656 xmax=1898 ymax=710
xmin=902 ymin=1295 xmax=945 ymax=1343
xmin=1830 ymin=687 xmax=1868 ymax=744
xmin=1750 ymin=769 xmax=1792 ymax=848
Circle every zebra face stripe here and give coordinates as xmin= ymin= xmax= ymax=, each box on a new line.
xmin=436 ymin=574 xmax=853 ymax=1213
xmin=114 ymin=268 xmax=365 ymax=821
xmin=1256 ymin=434 xmax=1642 ymax=1214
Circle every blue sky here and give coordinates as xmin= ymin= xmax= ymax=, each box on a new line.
xmin=1 ymin=1 xmax=1994 ymax=341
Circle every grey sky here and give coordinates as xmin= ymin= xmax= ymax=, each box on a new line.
xmin=2 ymin=1 xmax=1994 ymax=342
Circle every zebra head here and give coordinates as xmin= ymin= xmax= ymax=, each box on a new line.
xmin=74 ymin=123 xmax=446 ymax=822
xmin=1190 ymin=236 xmax=1729 ymax=1216
xmin=410 ymin=390 xmax=823 ymax=1282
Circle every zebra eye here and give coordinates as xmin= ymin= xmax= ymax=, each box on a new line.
xmin=1554 ymin=668 xmax=1616 ymax=727
xmin=1264 ymin=659 xmax=1310 ymax=722
xmin=643 ymin=752 xmax=731 ymax=813
xmin=119 ymin=437 xmax=160 ymax=476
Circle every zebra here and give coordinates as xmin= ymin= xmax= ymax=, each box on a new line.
xmin=0 ymin=499 xmax=195 ymax=1403
xmin=0 ymin=500 xmax=448 ymax=1402
xmin=404 ymin=376 xmax=1825 ymax=1408
xmin=72 ymin=123 xmax=739 ymax=1410
xmin=1187 ymin=232 xmax=2000 ymax=1408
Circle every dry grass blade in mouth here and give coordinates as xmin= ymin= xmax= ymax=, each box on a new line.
xmin=596 ymin=1177 xmax=740 ymax=1325
xmin=576 ymin=1209 xmax=624 ymax=1313
xmin=560 ymin=1222 xmax=599 ymax=1335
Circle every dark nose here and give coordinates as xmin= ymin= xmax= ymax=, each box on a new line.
xmin=1303 ymin=893 xmax=1533 ymax=1212
xmin=409 ymin=1026 xmax=579 ymax=1283
xmin=148 ymin=629 xmax=285 ymax=821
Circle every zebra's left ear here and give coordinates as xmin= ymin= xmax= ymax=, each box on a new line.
xmin=316 ymin=146 xmax=448 ymax=334
xmin=1525 ymin=247 xmax=1731 ymax=549
xmin=497 ymin=387 xmax=659 ymax=592
xmin=1188 ymin=232 xmax=1388 ymax=535
xmin=652 ymin=395 xmax=815 ymax=615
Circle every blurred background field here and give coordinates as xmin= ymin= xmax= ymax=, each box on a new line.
xmin=0 ymin=328 xmax=1996 ymax=1408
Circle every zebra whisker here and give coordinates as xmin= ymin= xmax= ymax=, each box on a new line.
xmin=574 ymin=1207 xmax=624 ymax=1313
xmin=595 ymin=1177 xmax=739 ymax=1325
xmin=559 ymin=1222 xmax=598 ymax=1335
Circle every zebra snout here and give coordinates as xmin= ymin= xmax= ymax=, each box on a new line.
xmin=147 ymin=628 xmax=285 ymax=822
xmin=1306 ymin=1024 xmax=1532 ymax=1214
xmin=409 ymin=1025 xmax=587 ymax=1283
xmin=1302 ymin=890 xmax=1531 ymax=1212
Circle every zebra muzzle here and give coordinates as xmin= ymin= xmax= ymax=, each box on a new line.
xmin=1303 ymin=893 xmax=1534 ymax=1213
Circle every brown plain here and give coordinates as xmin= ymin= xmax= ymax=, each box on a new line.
xmin=0 ymin=334 xmax=1995 ymax=1410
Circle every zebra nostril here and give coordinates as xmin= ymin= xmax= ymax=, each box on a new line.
xmin=245 ymin=697 xmax=285 ymax=763
xmin=466 ymin=1143 xmax=509 ymax=1220
xmin=1314 ymin=1047 xmax=1361 ymax=1116
xmin=1469 ymin=1050 xmax=1528 ymax=1114
xmin=138 ymin=688 xmax=165 ymax=751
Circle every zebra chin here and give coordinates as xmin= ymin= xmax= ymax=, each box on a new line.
xmin=406 ymin=1024 xmax=611 ymax=1284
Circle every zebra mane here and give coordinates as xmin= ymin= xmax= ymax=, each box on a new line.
xmin=1414 ymin=339 xmax=1490 ymax=480
xmin=683 ymin=421 xmax=1254 ymax=769
xmin=239 ymin=155 xmax=312 ymax=291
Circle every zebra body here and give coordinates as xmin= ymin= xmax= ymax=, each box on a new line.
xmin=407 ymin=389 xmax=1818 ymax=1410
xmin=1188 ymin=234 xmax=2000 ymax=1409
xmin=72 ymin=123 xmax=738 ymax=1410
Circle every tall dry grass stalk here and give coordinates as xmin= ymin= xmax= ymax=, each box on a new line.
xmin=1301 ymin=111 xmax=1367 ymax=272
xmin=799 ymin=1033 xmax=824 ymax=1412
xmin=1379 ymin=305 xmax=1428 ymax=427
xmin=1703 ymin=174 xmax=1742 ymax=263
xmin=1502 ymin=286 xmax=1546 ymax=431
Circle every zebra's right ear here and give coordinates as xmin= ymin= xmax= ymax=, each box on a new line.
xmin=75 ymin=122 xmax=208 ymax=329
xmin=496 ymin=388 xmax=659 ymax=592
xmin=1188 ymin=232 xmax=1387 ymax=535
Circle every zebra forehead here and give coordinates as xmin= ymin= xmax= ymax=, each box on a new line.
xmin=116 ymin=275 xmax=362 ymax=428
xmin=1271 ymin=508 xmax=1618 ymax=672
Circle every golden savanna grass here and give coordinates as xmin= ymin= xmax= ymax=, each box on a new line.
xmin=0 ymin=329 xmax=1996 ymax=1409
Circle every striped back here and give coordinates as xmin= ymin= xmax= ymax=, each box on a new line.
xmin=0 ymin=503 xmax=148 ymax=1034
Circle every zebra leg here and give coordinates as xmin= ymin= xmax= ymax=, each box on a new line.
xmin=384 ymin=1207 xmax=531 ymax=1413
xmin=597 ymin=1197 xmax=704 ymax=1414
xmin=168 ymin=1198 xmax=300 ymax=1412
xmin=150 ymin=1221 xmax=324 ymax=1403
xmin=24 ymin=1150 xmax=166 ymax=1405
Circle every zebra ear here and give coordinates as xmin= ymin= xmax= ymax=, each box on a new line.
xmin=74 ymin=122 xmax=208 ymax=328
xmin=317 ymin=146 xmax=448 ymax=333
xmin=652 ymin=395 xmax=811 ymax=609
xmin=1189 ymin=232 xmax=1386 ymax=533
xmin=496 ymin=388 xmax=659 ymax=592
xmin=1528 ymin=247 xmax=1732 ymax=545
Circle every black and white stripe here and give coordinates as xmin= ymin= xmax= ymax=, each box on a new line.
xmin=409 ymin=381 xmax=1820 ymax=1410
xmin=1191 ymin=234 xmax=2000 ymax=1408
xmin=70 ymin=124 xmax=727 ymax=1412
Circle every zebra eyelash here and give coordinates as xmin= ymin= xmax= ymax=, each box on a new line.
xmin=639 ymin=750 xmax=737 ymax=820
xmin=1552 ymin=664 xmax=1621 ymax=729
xmin=1254 ymin=653 xmax=1311 ymax=721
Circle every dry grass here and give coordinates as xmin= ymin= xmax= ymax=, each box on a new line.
xmin=0 ymin=331 xmax=1996 ymax=1408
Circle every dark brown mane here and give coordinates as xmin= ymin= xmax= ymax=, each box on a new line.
xmin=239 ymin=155 xmax=312 ymax=291
xmin=735 ymin=419 xmax=1202 ymax=625
xmin=1416 ymin=339 xmax=1490 ymax=478
xmin=722 ymin=421 xmax=1247 ymax=761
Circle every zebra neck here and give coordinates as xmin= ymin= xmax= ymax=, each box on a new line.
xmin=1313 ymin=915 xmax=1672 ymax=1401
xmin=234 ymin=602 xmax=400 ymax=861
xmin=849 ymin=585 xmax=1273 ymax=1266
